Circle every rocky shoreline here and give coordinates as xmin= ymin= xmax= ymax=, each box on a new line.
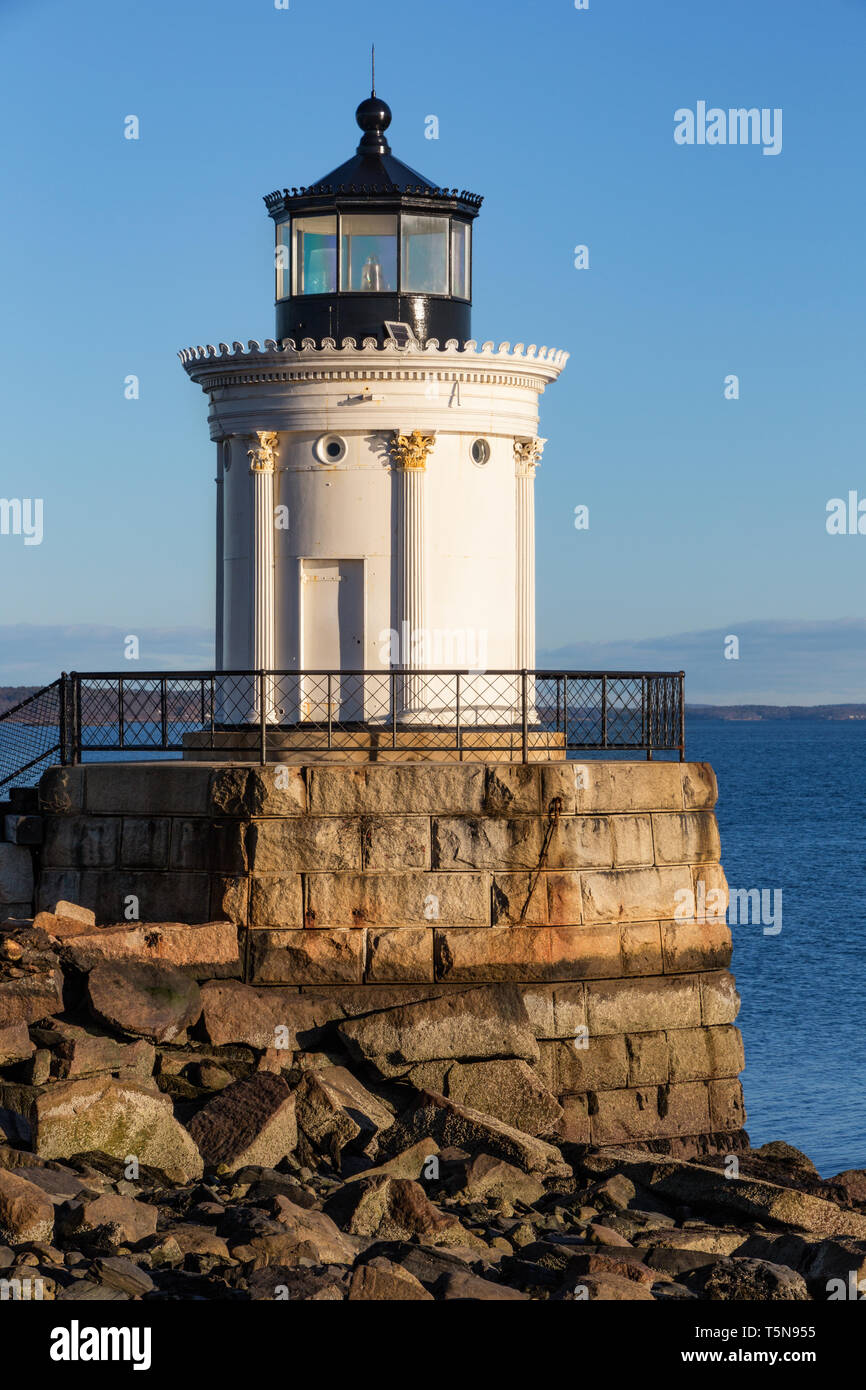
xmin=1 ymin=905 xmax=863 ymax=1303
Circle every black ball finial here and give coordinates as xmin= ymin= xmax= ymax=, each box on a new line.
xmin=356 ymin=95 xmax=392 ymax=154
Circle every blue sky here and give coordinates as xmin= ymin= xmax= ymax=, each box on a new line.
xmin=1 ymin=0 xmax=865 ymax=697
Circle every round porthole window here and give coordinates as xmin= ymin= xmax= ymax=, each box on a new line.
xmin=471 ymin=438 xmax=491 ymax=467
xmin=315 ymin=434 xmax=348 ymax=464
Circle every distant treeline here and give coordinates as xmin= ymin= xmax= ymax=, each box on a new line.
xmin=687 ymin=704 xmax=866 ymax=720
xmin=0 ymin=687 xmax=38 ymax=717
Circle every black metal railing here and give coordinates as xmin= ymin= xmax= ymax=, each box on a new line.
xmin=0 ymin=669 xmax=685 ymax=788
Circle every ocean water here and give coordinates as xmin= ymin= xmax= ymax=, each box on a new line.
xmin=689 ymin=718 xmax=866 ymax=1177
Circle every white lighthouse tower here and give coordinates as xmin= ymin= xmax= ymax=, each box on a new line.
xmin=181 ymin=92 xmax=567 ymax=735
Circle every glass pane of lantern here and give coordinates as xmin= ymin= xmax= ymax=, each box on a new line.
xmin=340 ymin=215 xmax=398 ymax=292
xmin=292 ymin=216 xmax=337 ymax=295
xmin=401 ymin=215 xmax=449 ymax=294
xmin=276 ymin=221 xmax=291 ymax=300
xmin=451 ymin=221 xmax=471 ymax=299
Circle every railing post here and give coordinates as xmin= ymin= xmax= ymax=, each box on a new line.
xmin=455 ymin=672 xmax=461 ymax=759
xmin=59 ymin=673 xmax=69 ymax=766
xmin=679 ymin=671 xmax=686 ymax=761
xmin=521 ymin=670 xmax=529 ymax=764
xmin=327 ymin=673 xmax=332 ymax=750
xmin=601 ymin=675 xmax=607 ymax=750
xmin=159 ymin=678 xmax=168 ymax=750
xmin=209 ymin=676 xmax=215 ymax=749
xmin=391 ymin=671 xmax=397 ymax=749
xmin=259 ymin=671 xmax=267 ymax=765
xmin=646 ymin=678 xmax=654 ymax=761
xmin=72 ymin=673 xmax=81 ymax=766
xmin=119 ymin=677 xmax=125 ymax=749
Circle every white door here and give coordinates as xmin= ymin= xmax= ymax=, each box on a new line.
xmin=301 ymin=559 xmax=364 ymax=720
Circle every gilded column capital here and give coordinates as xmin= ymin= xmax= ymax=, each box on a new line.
xmin=514 ymin=436 xmax=547 ymax=475
xmin=247 ymin=430 xmax=280 ymax=473
xmin=392 ymin=429 xmax=436 ymax=470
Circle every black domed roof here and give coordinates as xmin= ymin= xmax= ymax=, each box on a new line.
xmin=263 ymin=94 xmax=482 ymax=217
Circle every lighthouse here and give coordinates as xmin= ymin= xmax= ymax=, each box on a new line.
xmin=180 ymin=92 xmax=567 ymax=732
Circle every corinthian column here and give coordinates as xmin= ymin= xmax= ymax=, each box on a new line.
xmin=514 ymin=437 xmax=546 ymax=682
xmin=393 ymin=430 xmax=435 ymax=717
xmin=248 ymin=430 xmax=279 ymax=721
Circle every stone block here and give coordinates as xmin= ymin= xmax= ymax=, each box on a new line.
xmin=42 ymin=816 xmax=118 ymax=869
xmin=170 ymin=819 xmax=247 ymax=873
xmin=248 ymin=928 xmax=365 ymax=985
xmin=581 ymin=865 xmax=693 ymax=924
xmin=610 ymin=814 xmax=655 ymax=866
xmin=77 ymin=870 xmax=211 ymax=925
xmin=668 ymin=1026 xmax=745 ymax=1083
xmin=539 ymin=763 xmax=582 ymax=816
xmin=520 ymin=986 xmax=555 ymax=1037
xmin=0 ymin=843 xmax=34 ymax=903
xmin=84 ymin=764 xmax=213 ymax=816
xmin=661 ymin=918 xmax=732 ymax=973
xmin=245 ymin=766 xmax=307 ymax=816
xmin=482 ymin=764 xmax=541 ymax=816
xmin=432 ymin=816 xmax=543 ymax=871
xmin=586 ymin=975 xmax=702 ymax=1035
xmin=652 ymin=812 xmax=721 ymax=865
xmin=210 ymin=874 xmax=249 ymax=925
xmin=545 ymin=816 xmax=613 ymax=870
xmin=434 ymin=924 xmax=622 ymax=983
xmin=0 ymin=902 xmax=31 ymax=922
xmin=691 ymin=863 xmax=730 ymax=917
xmin=366 ymin=928 xmax=434 ymax=983
xmin=120 ymin=817 xmax=170 ymax=869
xmin=305 ymin=871 xmax=489 ymax=928
xmin=545 ymin=871 xmax=584 ymax=925
xmin=621 ymin=921 xmax=663 ymax=975
xmin=444 ymin=1059 xmax=563 ymax=1136
xmin=38 ymin=766 xmax=85 ymax=815
xmin=0 ymin=1021 xmax=35 ymax=1065
xmin=552 ymin=984 xmax=588 ymax=1038
xmin=573 ymin=762 xmax=686 ymax=815
xmin=491 ymin=872 xmax=548 ymax=926
xmin=700 ymin=971 xmax=741 ymax=1026
xmin=208 ymin=767 xmax=251 ymax=817
xmin=682 ymin=763 xmax=718 ymax=810
xmin=308 ymin=763 xmax=488 ymax=817
xmin=361 ymin=816 xmax=430 ymax=870
xmin=35 ymin=869 xmax=80 ymax=913
xmin=708 ymin=1078 xmax=747 ymax=1131
xmin=200 ymin=979 xmax=336 ymax=1048
xmin=589 ymin=1081 xmax=710 ymax=1145
xmin=4 ymin=814 xmax=43 ymax=846
xmin=625 ymin=1030 xmax=670 ymax=1085
xmin=558 ymin=1092 xmax=591 ymax=1143
xmin=544 ymin=1035 xmax=629 ymax=1092
xmin=63 ymin=919 xmax=240 ymax=977
xmin=247 ymin=817 xmax=360 ymax=872
xmin=249 ymin=874 xmax=303 ymax=927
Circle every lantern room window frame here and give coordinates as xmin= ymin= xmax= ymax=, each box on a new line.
xmin=275 ymin=210 xmax=472 ymax=304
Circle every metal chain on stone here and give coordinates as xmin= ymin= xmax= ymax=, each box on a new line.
xmin=518 ymin=795 xmax=562 ymax=925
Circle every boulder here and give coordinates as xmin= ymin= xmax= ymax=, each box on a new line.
xmin=573 ymin=1272 xmax=655 ymax=1301
xmin=231 ymin=1200 xmax=355 ymax=1267
xmin=57 ymin=1193 xmax=158 ymax=1250
xmin=337 ymin=985 xmax=540 ymax=1077
xmin=247 ymin=1265 xmax=349 ymax=1300
xmin=0 ymin=1167 xmax=55 ymax=1245
xmin=294 ymin=1066 xmax=394 ymax=1163
xmin=0 ymin=969 xmax=63 ymax=1027
xmin=460 ymin=1152 xmax=545 ymax=1207
xmin=31 ymin=1021 xmax=154 ymax=1082
xmin=346 ymin=1139 xmax=440 ymax=1184
xmin=0 ymin=1021 xmax=34 ymax=1065
xmin=87 ymin=960 xmax=202 ymax=1043
xmin=685 ymin=1256 xmax=810 ymax=1301
xmin=328 ymin=1174 xmax=473 ymax=1247
xmin=348 ymin=1258 xmax=433 ymax=1300
xmin=27 ymin=1076 xmax=204 ymax=1183
xmin=187 ymin=1072 xmax=297 ymax=1173
xmin=64 ymin=921 xmax=240 ymax=977
xmin=378 ymin=1090 xmax=570 ymax=1178
xmin=51 ymin=901 xmax=96 ymax=927
xmin=440 ymin=1059 xmax=563 ymax=1137
xmin=200 ymin=979 xmax=331 ymax=1049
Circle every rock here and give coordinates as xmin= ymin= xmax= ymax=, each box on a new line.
xmin=592 ymin=1174 xmax=637 ymax=1211
xmin=0 ymin=969 xmax=63 ymax=1027
xmin=435 ymin=1059 xmax=564 ymax=1137
xmin=0 ymin=1167 xmax=55 ymax=1244
xmin=187 ymin=1073 xmax=297 ymax=1173
xmin=558 ymin=1249 xmax=659 ymax=1286
xmin=57 ymin=1193 xmax=158 ymax=1250
xmin=754 ymin=1141 xmax=819 ymax=1176
xmin=346 ymin=1139 xmax=441 ymax=1184
xmin=828 ymin=1170 xmax=866 ymax=1205
xmin=27 ymin=1076 xmax=204 ymax=1183
xmin=348 ymin=1259 xmax=434 ymax=1300
xmin=328 ymin=1175 xmax=473 ymax=1247
xmin=64 ymin=921 xmax=240 ymax=977
xmin=461 ymin=1153 xmax=545 ymax=1207
xmin=0 ymin=1021 xmax=34 ymax=1065
xmin=587 ymin=1222 xmax=634 ymax=1248
xmin=200 ymin=980 xmax=331 ymax=1049
xmin=232 ymin=1200 xmax=356 ymax=1267
xmin=87 ymin=960 xmax=202 ymax=1043
xmin=51 ymin=902 xmax=96 ymax=927
xmin=92 ymin=1256 xmax=155 ymax=1296
xmin=378 ymin=1090 xmax=570 ymax=1178
xmin=169 ymin=1224 xmax=232 ymax=1262
xmin=32 ymin=912 xmax=94 ymax=939
xmin=31 ymin=1022 xmax=154 ymax=1082
xmin=632 ymin=1225 xmax=748 ymax=1257
xmin=338 ymin=985 xmax=540 ymax=1077
xmin=434 ymin=1269 xmax=529 ymax=1300
xmin=686 ymin=1256 xmax=810 ymax=1301
xmin=248 ymin=1264 xmax=349 ymax=1300
xmin=573 ymin=1272 xmax=655 ymax=1300
xmin=736 ymin=1231 xmax=866 ymax=1289
xmin=294 ymin=1066 xmax=393 ymax=1164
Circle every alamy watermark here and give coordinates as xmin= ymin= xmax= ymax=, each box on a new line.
xmin=378 ymin=623 xmax=488 ymax=671
xmin=674 ymin=103 xmax=782 ymax=157
xmin=676 ymin=880 xmax=782 ymax=935
xmin=0 ymin=498 xmax=43 ymax=545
